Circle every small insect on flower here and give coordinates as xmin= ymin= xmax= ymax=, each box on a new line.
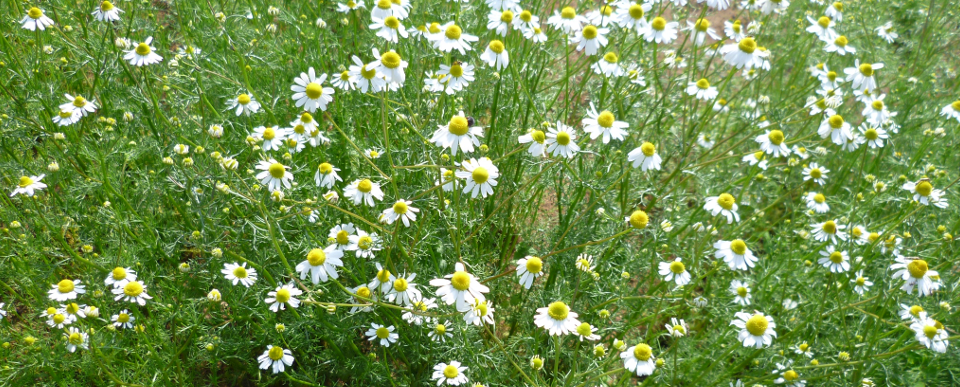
xmin=890 ymin=256 xmax=940 ymax=297
xmin=431 ymin=111 xmax=483 ymax=155
xmin=258 ymin=345 xmax=294 ymax=373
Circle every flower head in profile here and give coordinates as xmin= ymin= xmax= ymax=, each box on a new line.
xmin=92 ymin=1 xmax=123 ymax=22
xmin=714 ymin=239 xmax=758 ymax=271
xmin=516 ymin=256 xmax=544 ymax=289
xmin=547 ymin=7 xmax=587 ymax=34
xmin=704 ymin=193 xmax=740 ymax=224
xmin=890 ymin=256 xmax=940 ymax=297
xmin=627 ymin=142 xmax=662 ymax=171
xmin=22 ymin=7 xmax=55 ymax=31
xmin=11 ymin=175 xmax=47 ymax=197
xmin=519 ymin=128 xmax=548 ymax=157
xmin=480 ymin=40 xmax=509 ymax=70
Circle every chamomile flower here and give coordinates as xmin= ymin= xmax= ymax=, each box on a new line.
xmin=890 ymin=256 xmax=939 ymax=297
xmin=46 ymin=307 xmax=72 ymax=328
xmin=371 ymin=0 xmax=395 ymax=20
xmin=53 ymin=109 xmax=81 ymax=126
xmin=49 ymin=279 xmax=85 ymax=302
xmin=518 ymin=128 xmax=548 ymax=156
xmin=296 ymin=247 xmax=344 ymax=284
xmin=374 ymin=48 xmax=408 ymax=86
xmin=545 ymin=123 xmax=580 ymax=158
xmin=548 ymin=7 xmax=587 ymax=34
xmin=113 ymin=280 xmax=152 ymax=305
xmin=92 ymin=1 xmax=123 ymax=22
xmin=430 ymin=262 xmax=490 ymax=312
xmin=899 ymin=304 xmax=924 ymax=321
xmin=480 ymin=40 xmax=509 ymax=70
xmin=806 ymin=16 xmax=837 ymax=42
xmin=64 ymin=327 xmax=89 ymax=352
xmin=347 ymin=229 xmax=382 ymax=258
xmin=742 ymin=151 xmax=768 ymax=170
xmin=438 ymin=61 xmax=475 ymax=94
xmin=818 ymin=246 xmax=850 ymax=273
xmin=627 ymin=142 xmax=662 ymax=171
xmin=516 ymin=256 xmax=545 ymax=289
xmin=730 ymin=280 xmax=752 ymax=305
xmin=327 ymin=224 xmax=355 ymax=251
xmin=732 ymin=311 xmax=776 ymax=348
xmin=812 ymin=220 xmax=847 ymax=244
xmin=862 ymin=95 xmax=894 ymax=126
xmin=686 ymin=78 xmax=718 ymax=101
xmin=721 ymin=37 xmax=762 ymax=69
xmin=369 ymin=263 xmax=395 ymax=294
xmin=386 ymin=273 xmax=422 ymax=306
xmin=534 ymin=301 xmax=581 ymax=336
xmin=513 ymin=9 xmax=540 ymax=32
xmin=621 ymin=342 xmax=656 ymax=376
xmin=902 ymin=179 xmax=947 ymax=208
xmin=255 ymin=159 xmax=293 ymax=192
xmin=348 ymin=285 xmax=375 ymax=312
xmin=803 ymin=163 xmax=829 ymax=186
xmin=582 ymin=106 xmax=628 ymax=143
xmin=687 ymin=18 xmax=720 ymax=46
xmin=704 ymin=193 xmax=740 ymax=223
xmin=758 ymin=0 xmax=789 ymax=14
xmin=125 ymin=37 xmax=163 ymax=66
xmin=487 ymin=10 xmax=514 ymax=36
xmin=349 ymin=55 xmax=388 ymax=93
xmin=344 ymin=179 xmax=385 ymax=207
xmin=910 ymin=312 xmax=949 ymax=353
xmin=615 ymin=3 xmax=651 ymax=34
xmin=571 ymin=25 xmax=608 ymax=56
xmin=825 ymin=35 xmax=855 ymax=56
xmin=845 ymin=61 xmax=882 ymax=92
xmin=524 ymin=26 xmax=549 ymax=43
xmin=253 ymin=126 xmax=287 ymax=152
xmin=403 ymin=297 xmax=437 ymax=325
xmin=724 ymin=20 xmax=746 ymax=41
xmin=644 ymin=17 xmax=679 ymax=44
xmin=370 ymin=16 xmax=408 ymax=43
xmin=437 ymin=168 xmax=460 ymax=191
xmin=457 ymin=157 xmax=499 ymax=199
xmin=112 ymin=309 xmax=135 ymax=329
xmin=585 ymin=5 xmax=615 ymax=27
xmin=714 ymin=239 xmax=758 ymax=271
xmin=666 ymin=318 xmax=688 ymax=337
xmin=382 ymin=199 xmax=420 ymax=227
xmin=575 ymin=254 xmax=595 ymax=273
xmin=11 ymin=175 xmax=48 ymax=197
xmin=593 ymin=52 xmax=625 ymax=77
xmin=291 ymin=68 xmax=334 ymax=113
xmin=265 ymin=283 xmax=302 ymax=312
xmin=433 ymin=361 xmax=469 ymax=386
xmin=851 ymin=270 xmax=873 ymax=295
xmin=60 ymin=94 xmax=97 ymax=118
xmin=755 ymin=130 xmax=789 ymax=157
xmin=430 ymin=22 xmax=478 ymax=54
xmin=228 ymin=92 xmax=260 ymax=116
xmin=331 ymin=70 xmax=356 ymax=91
xmin=431 ymin=112 xmax=483 ymax=156
xmin=875 ymin=22 xmax=898 ymax=43
xmin=790 ymin=342 xmax=813 ymax=357
xmin=429 ymin=320 xmax=454 ymax=342
xmin=773 ymin=362 xmax=805 ymax=387
xmin=659 ymin=258 xmax=691 ymax=286
xmin=22 ymin=7 xmax=55 ymax=30
xmin=574 ymin=321 xmax=600 ymax=341
xmin=859 ymin=124 xmax=888 ymax=148
xmin=258 ymin=345 xmax=295 ymax=374
xmin=222 ymin=262 xmax=258 ymax=287
xmin=314 ymin=163 xmax=342 ymax=188
xmin=464 ymin=299 xmax=495 ymax=326
xmin=805 ymin=192 xmax=829 ymax=213
xmin=366 ymin=323 xmax=399 ymax=347
xmin=337 ymin=0 xmax=365 ymax=12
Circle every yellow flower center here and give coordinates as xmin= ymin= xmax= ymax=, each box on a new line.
xmin=435 ymin=323 xmax=447 ymax=334
xmin=474 ymin=300 xmax=489 ymax=316
xmin=814 ymin=193 xmax=826 ymax=203
xmin=817 ymin=16 xmax=830 ymax=28
xmin=695 ymin=18 xmax=710 ymax=31
xmin=29 ymin=7 xmax=43 ymax=19
xmin=356 ymin=286 xmax=372 ymax=299
xmin=377 ymin=0 xmax=391 ymax=9
xmin=316 ymin=163 xmax=333 ymax=176
xmin=46 ymin=307 xmax=57 ymax=315
xmin=669 ymin=261 xmax=685 ymax=274
xmin=428 ymin=22 xmax=441 ymax=34
xmin=472 ymin=167 xmax=489 ymax=184
xmin=100 ymin=1 xmax=114 ymax=11
xmin=58 ymin=110 xmax=73 ymax=118
xmin=856 ymin=277 xmax=865 ymax=286
xmin=443 ymin=365 xmax=459 ymax=378
xmin=673 ymin=324 xmax=685 ymax=334
xmin=864 ymin=128 xmax=879 ymax=140
xmin=135 ymin=43 xmax=151 ymax=56
xmin=347 ymin=0 xmax=356 ymax=7
xmin=268 ymin=346 xmax=285 ymax=360
xmin=489 ymin=40 xmax=505 ymax=54
xmin=274 ymin=288 xmax=291 ymax=303
xmin=732 ymin=20 xmax=742 ymax=33
xmin=745 ymin=314 xmax=769 ymax=336
xmin=358 ymin=236 xmax=374 ymax=250
xmin=640 ymin=142 xmax=656 ymax=156
xmin=340 ymin=70 xmax=350 ymax=80
xmin=357 ymin=179 xmax=373 ymax=193
xmin=828 ymin=115 xmax=844 ymax=129
xmin=233 ymin=266 xmax=248 ymax=278
xmin=730 ymin=239 xmax=747 ymax=255
xmin=68 ymin=332 xmax=84 ymax=345
xmin=393 ymin=278 xmax=408 ymax=291
xmin=384 ymin=16 xmax=400 ymax=29
xmin=833 ymin=1 xmax=843 ymax=11
xmin=57 ymin=279 xmax=75 ymax=294
xmin=834 ymin=35 xmax=848 ymax=47
xmin=829 ymin=251 xmax=844 ymax=263
xmin=753 ymin=151 xmax=765 ymax=161
xmin=268 ymin=162 xmax=286 ymax=179
xmin=452 ymin=271 xmax=472 ymax=290
xmin=633 ymin=343 xmax=652 ymax=361
xmin=500 ymin=10 xmax=514 ymax=22
xmin=577 ymin=322 xmax=593 ymax=336
xmin=738 ymin=37 xmax=757 ymax=54
xmin=359 ymin=64 xmax=377 ymax=79
xmin=603 ymin=52 xmax=618 ymax=63
xmin=444 ymin=25 xmax=462 ymax=40
xmin=237 ymin=93 xmax=251 ymax=105
xmin=561 ymin=7 xmax=576 ymax=19
xmin=336 ymin=230 xmax=350 ymax=245
xmin=809 ymin=168 xmax=822 ymax=179
xmin=628 ymin=4 xmax=644 ymax=19
xmin=952 ymin=101 xmax=960 ymax=111
xmin=305 ymin=82 xmax=324 ymax=99
xmin=696 ymin=78 xmax=710 ymax=90
xmin=19 ymin=176 xmax=34 ymax=188
xmin=595 ymin=111 xmax=616 ymax=128
xmin=736 ymin=286 xmax=748 ymax=297
xmin=915 ymin=181 xmax=933 ymax=197
xmin=768 ymin=130 xmax=785 ymax=145
xmin=520 ymin=10 xmax=532 ymax=22
xmin=872 ymin=100 xmax=884 ymax=110
xmin=53 ymin=314 xmax=66 ymax=324
xmin=393 ymin=200 xmax=408 ymax=214
xmin=556 ymin=131 xmax=571 ymax=145
xmin=531 ymin=130 xmax=546 ymax=143
xmin=851 ymin=227 xmax=862 ymax=237
xmin=822 ymin=220 xmax=837 ymax=234
xmin=907 ymin=259 xmax=928 ymax=278
xmin=858 ymin=64 xmax=875 ymax=77
xmin=381 ymin=52 xmax=401 ymax=69
xmin=307 ymin=248 xmax=326 ymax=266
xmin=651 ymin=17 xmax=667 ymax=31
xmin=72 ymin=96 xmax=86 ymax=107
xmin=123 ymin=281 xmax=144 ymax=297
xmin=547 ymin=301 xmax=570 ymax=320
xmin=582 ymin=25 xmax=598 ymax=39
xmin=525 ymin=257 xmax=543 ymax=273
xmin=629 ymin=210 xmax=649 ymax=229
xmin=449 ymin=63 xmax=464 ymax=78
xmin=784 ymin=370 xmax=799 ymax=381
xmin=117 ymin=312 xmax=130 ymax=323
xmin=66 ymin=303 xmax=80 ymax=314
xmin=262 ymin=127 xmax=277 ymax=140
xmin=923 ymin=325 xmax=938 ymax=339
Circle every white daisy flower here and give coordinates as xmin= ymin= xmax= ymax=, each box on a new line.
xmin=337 ymin=0 xmax=365 ymax=12
xmin=464 ymin=299 xmax=495 ymax=326
xmin=253 ymin=126 xmax=287 ymax=152
xmin=658 ymin=258 xmax=691 ymax=286
xmin=347 ymin=229 xmax=382 ymax=258
xmin=382 ymin=199 xmax=420 ymax=227
xmin=92 ymin=1 xmax=123 ymax=22
xmin=104 ymin=267 xmax=137 ymax=289
xmin=386 ymin=272 xmax=422 ymax=306
xmin=255 ymin=159 xmax=293 ymax=192
xmin=365 ymin=323 xmax=399 ymax=347
xmin=64 ymin=327 xmax=89 ymax=353
xmin=429 ymin=22 xmax=479 ymax=54
xmin=574 ymin=321 xmax=600 ymax=341
xmin=228 ymin=92 xmax=260 ymax=116
xmin=370 ymin=16 xmax=408 ymax=43
xmin=124 ymin=37 xmax=163 ymax=66
xmin=46 ymin=307 xmax=73 ymax=328
xmin=731 ymin=311 xmax=776 ymax=348
xmin=805 ymin=192 xmax=829 ymax=213
xmin=431 ymin=111 xmax=483 ymax=156
xmin=11 ymin=174 xmax=48 ymax=197
xmin=851 ymin=270 xmax=872 ymax=295
xmin=899 ymin=303 xmax=925 ymax=321
xmin=802 ymin=163 xmax=829 ymax=186
xmin=755 ymin=130 xmax=789 ymax=157
xmin=729 ymin=280 xmax=751 ymax=305
xmin=403 ymin=298 xmax=437 ymax=325
xmin=53 ymin=109 xmax=82 ymax=126
xmin=545 ymin=123 xmax=580 ymax=158
xmin=429 ymin=321 xmax=454 ymax=342
xmin=112 ymin=309 xmax=135 ymax=329
xmin=258 ymin=345 xmax=295 ymax=373
xmin=534 ymin=301 xmax=581 ymax=336
xmin=457 ymin=157 xmax=499 ymax=199
xmin=348 ymin=285 xmax=375 ymax=313
xmin=817 ymin=245 xmax=850 ymax=273
xmin=686 ymin=18 xmax=721 ymax=46
xmin=374 ymin=48 xmax=408 ymax=86
xmin=49 ymin=279 xmax=85 ymax=302
xmin=348 ymin=55 xmax=388 ymax=93
xmin=513 ymin=9 xmax=540 ymax=33
xmin=547 ymin=7 xmax=587 ymax=34
xmin=910 ymin=312 xmax=949 ymax=353
xmin=875 ymin=21 xmax=898 ymax=43
xmin=614 ymin=3 xmax=651 ymax=35
xmin=666 ymin=318 xmax=688 ymax=337
xmin=314 ymin=163 xmax=342 ymax=188
xmin=436 ymin=168 xmax=460 ymax=191
xmin=328 ymin=223 xmax=355 ymax=250
xmin=902 ymin=179 xmax=948 ymax=208
xmin=621 ymin=343 xmax=656 ymax=376
xmin=291 ymin=68 xmax=334 ymax=113
xmin=704 ymin=193 xmax=740 ymax=223
xmin=518 ymin=128 xmax=548 ymax=156
xmin=296 ymin=247 xmax=344 ymax=284
xmin=844 ymin=60 xmax=882 ymax=92
xmin=805 ymin=16 xmax=837 ymax=42
xmin=582 ymin=105 xmax=628 ymax=143
xmin=686 ymin=78 xmax=719 ymax=101
xmin=22 ymin=7 xmax=55 ymax=30
xmin=811 ymin=220 xmax=847 ymax=244
xmin=571 ymin=25 xmax=608 ymax=56
xmin=59 ymin=94 xmax=97 ymax=118
xmin=344 ymin=179 xmax=385 ymax=207
xmin=714 ymin=239 xmax=758 ymax=271
xmin=724 ymin=20 xmax=746 ymax=41
xmin=112 ymin=280 xmax=152 ymax=305
xmin=515 ymin=256 xmax=544 ymax=289
xmin=702 ymin=0 xmax=731 ymax=9
xmin=585 ymin=5 xmax=616 ymax=27
xmin=430 ymin=262 xmax=490 ymax=312
xmin=644 ymin=17 xmax=679 ymax=44
xmin=824 ymin=35 xmax=855 ymax=56
xmin=890 ymin=256 xmax=940 ymax=297
xmin=721 ymin=37 xmax=762 ymax=69
xmin=487 ymin=9 xmax=514 ymax=36
xmin=523 ymin=26 xmax=548 ymax=43
xmin=862 ymin=95 xmax=894 ymax=126
xmin=758 ymin=0 xmax=789 ymax=14
xmin=592 ymin=52 xmax=625 ymax=77
xmin=741 ymin=151 xmax=768 ymax=170
xmin=432 ymin=361 xmax=468 ymax=386
xmin=627 ymin=142 xmax=662 ymax=171
xmin=265 ymin=283 xmax=303 ymax=312
xmin=222 ymin=262 xmax=258 ymax=287
xmin=859 ymin=124 xmax=888 ymax=148
xmin=480 ymin=40 xmax=509 ymax=70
